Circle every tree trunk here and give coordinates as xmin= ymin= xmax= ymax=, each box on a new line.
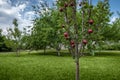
xmin=72 ymin=0 xmax=80 ymax=79
xmin=16 ymin=51 xmax=18 ymax=57
xmin=56 ymin=49 xmax=60 ymax=56
xmin=16 ymin=48 xmax=20 ymax=57
xmin=16 ymin=48 xmax=19 ymax=57
xmin=68 ymin=48 xmax=71 ymax=54
xmin=28 ymin=48 xmax=33 ymax=54
xmin=16 ymin=50 xmax=19 ymax=57
xmin=44 ymin=47 xmax=46 ymax=55
xmin=69 ymin=48 xmax=75 ymax=59
xmin=75 ymin=58 xmax=79 ymax=80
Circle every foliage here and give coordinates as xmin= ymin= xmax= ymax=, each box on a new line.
xmin=31 ymin=2 xmax=65 ymax=55
xmin=4 ymin=18 xmax=22 ymax=56
xmin=0 ymin=29 xmax=12 ymax=51
xmin=102 ymin=17 xmax=120 ymax=41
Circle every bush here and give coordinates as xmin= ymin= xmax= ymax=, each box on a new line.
xmin=101 ymin=43 xmax=120 ymax=50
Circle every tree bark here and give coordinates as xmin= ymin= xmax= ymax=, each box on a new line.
xmin=72 ymin=0 xmax=79 ymax=80
xmin=75 ymin=58 xmax=79 ymax=80
xmin=44 ymin=47 xmax=46 ymax=55
xmin=16 ymin=50 xmax=20 ymax=57
xmin=56 ymin=49 xmax=60 ymax=56
xmin=28 ymin=48 xmax=32 ymax=54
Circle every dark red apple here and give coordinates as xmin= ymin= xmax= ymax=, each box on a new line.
xmin=64 ymin=32 xmax=68 ymax=37
xmin=69 ymin=2 xmax=74 ymax=7
xmin=88 ymin=29 xmax=93 ymax=34
xmin=83 ymin=39 xmax=87 ymax=44
xmin=64 ymin=3 xmax=68 ymax=7
xmin=71 ymin=44 xmax=75 ymax=48
xmin=70 ymin=40 xmax=75 ymax=45
xmin=88 ymin=19 xmax=94 ymax=25
xmin=59 ymin=8 xmax=63 ymax=12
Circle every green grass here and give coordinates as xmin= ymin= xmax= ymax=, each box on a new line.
xmin=0 ymin=50 xmax=120 ymax=80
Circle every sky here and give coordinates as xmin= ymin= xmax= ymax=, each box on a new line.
xmin=0 ymin=0 xmax=120 ymax=34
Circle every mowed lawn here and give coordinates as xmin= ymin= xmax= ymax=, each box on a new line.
xmin=0 ymin=50 xmax=120 ymax=80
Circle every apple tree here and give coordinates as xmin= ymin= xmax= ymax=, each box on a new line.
xmin=47 ymin=9 xmax=65 ymax=56
xmin=56 ymin=0 xmax=112 ymax=80
xmin=57 ymin=0 xmax=95 ymax=80
xmin=86 ymin=0 xmax=113 ymax=54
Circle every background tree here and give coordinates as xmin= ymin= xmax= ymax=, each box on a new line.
xmin=21 ymin=26 xmax=34 ymax=54
xmin=0 ymin=29 xmax=11 ymax=51
xmin=5 ymin=18 xmax=22 ymax=56
xmin=31 ymin=1 xmax=65 ymax=55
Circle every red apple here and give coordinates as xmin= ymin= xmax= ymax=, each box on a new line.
xmin=88 ymin=29 xmax=93 ymax=34
xmin=59 ymin=8 xmax=63 ymax=12
xmin=88 ymin=19 xmax=94 ymax=25
xmin=64 ymin=3 xmax=68 ymax=8
xmin=83 ymin=39 xmax=87 ymax=44
xmin=71 ymin=44 xmax=75 ymax=48
xmin=64 ymin=32 xmax=68 ymax=37
xmin=70 ymin=40 xmax=75 ymax=45
xmin=69 ymin=2 xmax=74 ymax=7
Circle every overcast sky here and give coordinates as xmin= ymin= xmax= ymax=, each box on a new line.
xmin=0 ymin=0 xmax=120 ymax=34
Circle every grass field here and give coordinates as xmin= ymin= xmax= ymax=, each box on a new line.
xmin=0 ymin=50 xmax=120 ymax=80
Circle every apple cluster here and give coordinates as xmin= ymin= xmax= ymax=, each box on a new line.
xmin=59 ymin=1 xmax=75 ymax=12
xmin=82 ymin=19 xmax=94 ymax=45
xmin=60 ymin=1 xmax=94 ymax=48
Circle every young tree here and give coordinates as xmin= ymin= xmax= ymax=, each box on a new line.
xmin=57 ymin=0 xmax=87 ymax=80
xmin=21 ymin=26 xmax=34 ymax=54
xmin=57 ymin=0 xmax=111 ymax=80
xmin=48 ymin=10 xmax=65 ymax=56
xmin=5 ymin=18 xmax=22 ymax=56
xmin=32 ymin=1 xmax=65 ymax=55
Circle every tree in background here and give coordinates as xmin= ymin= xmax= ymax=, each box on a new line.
xmin=5 ymin=18 xmax=22 ymax=56
xmin=0 ymin=29 xmax=12 ymax=51
xmin=31 ymin=1 xmax=65 ymax=55
xmin=100 ymin=12 xmax=120 ymax=50
xmin=21 ymin=26 xmax=34 ymax=54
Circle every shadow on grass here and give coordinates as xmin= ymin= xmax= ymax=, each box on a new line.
xmin=29 ymin=50 xmax=71 ymax=57
xmin=0 ymin=50 xmax=120 ymax=57
xmin=95 ymin=51 xmax=120 ymax=57
xmin=0 ymin=50 xmax=72 ymax=58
